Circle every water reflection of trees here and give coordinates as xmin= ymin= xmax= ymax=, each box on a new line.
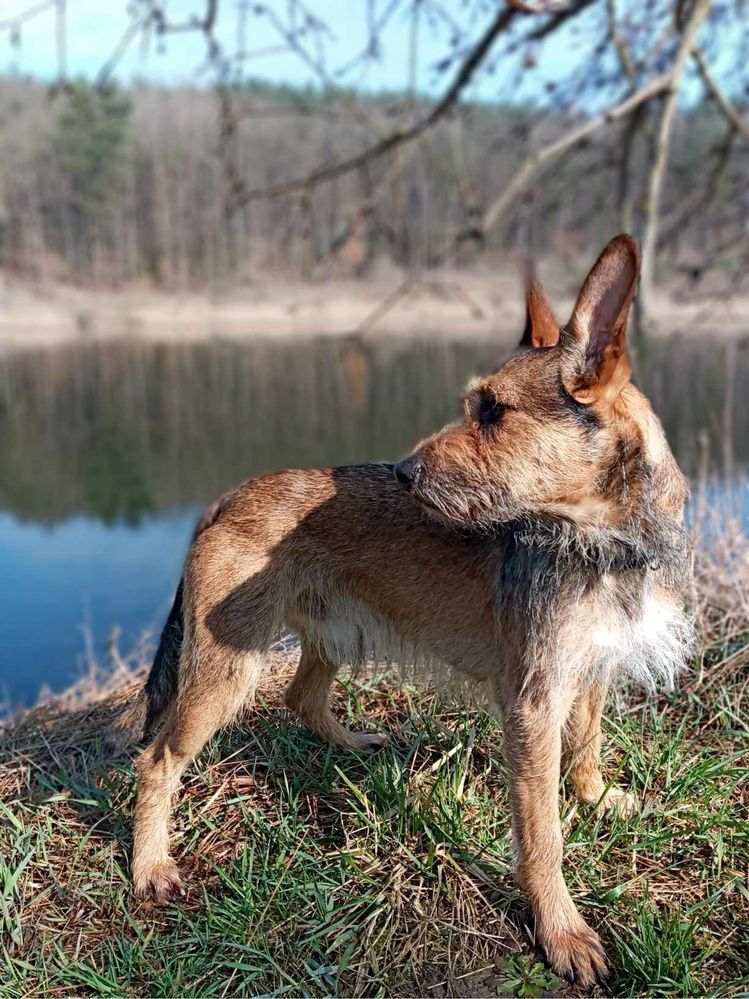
xmin=0 ymin=336 xmax=745 ymax=525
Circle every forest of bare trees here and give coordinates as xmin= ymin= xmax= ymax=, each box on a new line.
xmin=0 ymin=0 xmax=746 ymax=331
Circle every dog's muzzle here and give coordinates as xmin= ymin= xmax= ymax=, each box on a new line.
xmin=394 ymin=455 xmax=422 ymax=491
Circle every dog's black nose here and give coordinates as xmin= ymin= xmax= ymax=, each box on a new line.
xmin=394 ymin=456 xmax=422 ymax=489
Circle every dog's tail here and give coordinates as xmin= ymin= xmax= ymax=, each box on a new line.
xmin=142 ymin=578 xmax=185 ymax=735
xmin=110 ymin=492 xmax=234 ymax=747
xmin=142 ymin=493 xmax=235 ymax=737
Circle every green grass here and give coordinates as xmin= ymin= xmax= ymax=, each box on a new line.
xmin=1 ymin=649 xmax=747 ymax=998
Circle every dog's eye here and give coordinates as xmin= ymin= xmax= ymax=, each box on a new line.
xmin=478 ymin=396 xmax=506 ymax=427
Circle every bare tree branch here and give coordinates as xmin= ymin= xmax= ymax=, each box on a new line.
xmin=524 ymin=0 xmax=598 ymax=41
xmin=222 ymin=0 xmax=603 ymax=214
xmin=693 ymin=46 xmax=749 ymax=141
xmin=658 ymin=122 xmax=737 ymax=248
xmin=639 ymin=0 xmax=713 ymax=328
xmin=55 ymin=0 xmax=67 ymax=80
xmin=224 ymin=4 xmax=519 ymax=210
xmin=506 ymin=0 xmax=573 ymax=12
xmin=0 ymin=0 xmax=54 ymax=32
xmin=617 ymin=102 xmax=648 ymax=232
xmin=606 ymin=0 xmax=642 ymax=233
xmin=606 ymin=0 xmax=635 ymax=83
xmin=443 ymin=72 xmax=671 ymax=260
xmin=96 ymin=16 xmax=145 ymax=86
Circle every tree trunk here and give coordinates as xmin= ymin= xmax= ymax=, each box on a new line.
xmin=637 ymin=0 xmax=712 ymax=335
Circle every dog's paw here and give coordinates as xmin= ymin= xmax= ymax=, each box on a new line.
xmin=134 ymin=859 xmax=185 ymax=905
xmin=538 ymin=920 xmax=608 ymax=988
xmin=597 ymin=786 xmax=638 ymax=818
xmin=349 ymin=731 xmax=388 ymax=751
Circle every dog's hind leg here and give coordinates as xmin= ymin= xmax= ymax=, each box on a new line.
xmin=563 ymin=681 xmax=637 ymax=817
xmin=284 ymin=642 xmax=386 ymax=751
xmin=132 ymin=645 xmax=265 ymax=902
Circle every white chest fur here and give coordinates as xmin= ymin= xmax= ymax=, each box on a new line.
xmin=592 ymin=591 xmax=693 ymax=690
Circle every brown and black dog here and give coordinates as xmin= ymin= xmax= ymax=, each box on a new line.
xmin=130 ymin=235 xmax=693 ymax=986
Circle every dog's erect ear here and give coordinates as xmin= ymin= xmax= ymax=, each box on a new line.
xmin=520 ymin=279 xmax=559 ymax=348
xmin=562 ymin=234 xmax=640 ymax=405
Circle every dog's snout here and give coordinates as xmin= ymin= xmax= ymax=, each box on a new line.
xmin=394 ymin=456 xmax=422 ymax=489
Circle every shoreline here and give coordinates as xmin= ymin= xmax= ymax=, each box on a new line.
xmin=1 ymin=272 xmax=747 ymax=353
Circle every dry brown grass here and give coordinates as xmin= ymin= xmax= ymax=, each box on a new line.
xmin=1 ymin=529 xmax=747 ymax=997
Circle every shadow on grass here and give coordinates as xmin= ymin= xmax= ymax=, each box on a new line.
xmin=1 ymin=673 xmax=537 ymax=997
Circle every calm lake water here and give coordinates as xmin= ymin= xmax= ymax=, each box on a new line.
xmin=1 ymin=334 xmax=747 ymax=709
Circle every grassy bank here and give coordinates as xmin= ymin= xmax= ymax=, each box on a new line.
xmin=1 ymin=540 xmax=748 ymax=997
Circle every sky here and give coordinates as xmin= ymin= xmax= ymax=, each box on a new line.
xmin=0 ymin=0 xmax=604 ymax=103
xmin=0 ymin=0 xmax=731 ymax=107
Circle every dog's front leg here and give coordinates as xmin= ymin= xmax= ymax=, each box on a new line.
xmin=503 ymin=690 xmax=608 ymax=987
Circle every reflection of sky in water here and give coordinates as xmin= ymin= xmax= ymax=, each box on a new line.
xmin=687 ymin=479 xmax=749 ymax=535
xmin=0 ymin=509 xmax=197 ymax=709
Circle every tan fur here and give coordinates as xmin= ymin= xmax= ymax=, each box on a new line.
xmin=131 ymin=236 xmax=691 ymax=987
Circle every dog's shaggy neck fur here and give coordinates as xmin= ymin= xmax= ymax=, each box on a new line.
xmin=503 ymin=510 xmax=689 ymax=579
xmin=498 ymin=507 xmax=694 ymax=692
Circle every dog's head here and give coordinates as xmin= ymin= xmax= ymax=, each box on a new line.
xmin=394 ymin=235 xmax=688 ymax=530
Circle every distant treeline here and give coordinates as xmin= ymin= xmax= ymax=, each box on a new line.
xmin=0 ymin=77 xmax=743 ymax=288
